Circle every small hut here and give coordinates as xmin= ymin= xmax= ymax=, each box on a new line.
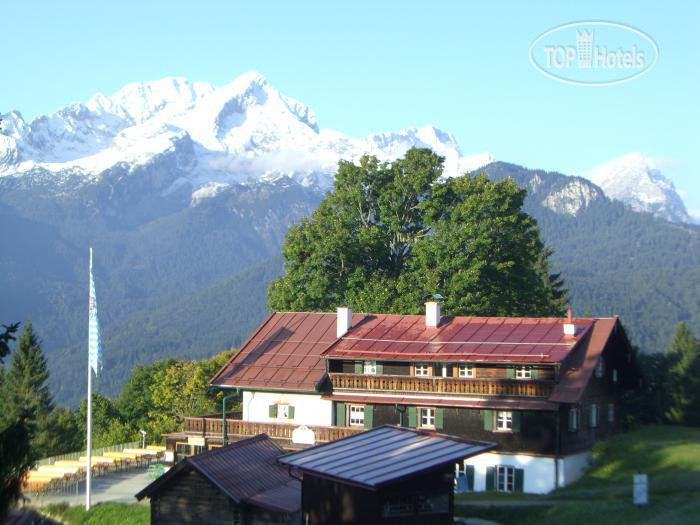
xmin=136 ymin=434 xmax=299 ymax=525
xmin=278 ymin=425 xmax=495 ymax=525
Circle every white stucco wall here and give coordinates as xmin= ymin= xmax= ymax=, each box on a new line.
xmin=462 ymin=450 xmax=593 ymax=494
xmin=465 ymin=452 xmax=557 ymax=494
xmin=242 ymin=390 xmax=333 ymax=427
xmin=557 ymin=450 xmax=593 ymax=487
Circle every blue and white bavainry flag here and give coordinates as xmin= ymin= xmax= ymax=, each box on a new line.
xmin=88 ymin=248 xmax=102 ymax=376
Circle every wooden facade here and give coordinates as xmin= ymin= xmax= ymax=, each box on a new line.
xmin=138 ymin=435 xmax=301 ymax=525
xmin=329 ymin=372 xmax=554 ymax=397
xmin=148 ymin=469 xmax=294 ymax=525
xmin=300 ymin=465 xmax=455 ymax=525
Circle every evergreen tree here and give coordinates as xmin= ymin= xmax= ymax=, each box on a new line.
xmin=0 ymin=322 xmax=30 ymax=521
xmin=665 ymin=322 xmax=700 ymax=425
xmin=268 ymin=148 xmax=566 ymax=316
xmin=6 ymin=323 xmax=55 ymax=460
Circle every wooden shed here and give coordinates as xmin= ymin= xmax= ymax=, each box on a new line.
xmin=135 ymin=434 xmax=300 ymax=525
xmin=278 ymin=425 xmax=495 ymax=525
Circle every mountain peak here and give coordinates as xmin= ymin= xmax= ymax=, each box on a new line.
xmin=584 ymin=153 xmax=690 ymax=223
xmin=1 ymin=72 xmax=490 ymax=192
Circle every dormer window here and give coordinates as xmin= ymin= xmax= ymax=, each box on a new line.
xmin=414 ymin=364 xmax=431 ymax=377
xmin=515 ymin=366 xmax=532 ymax=380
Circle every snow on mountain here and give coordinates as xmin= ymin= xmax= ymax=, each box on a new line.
xmin=0 ymin=71 xmax=492 ymax=193
xmin=583 ymin=153 xmax=690 ymax=223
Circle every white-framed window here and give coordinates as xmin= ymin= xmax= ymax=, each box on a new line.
xmin=277 ymin=404 xmax=290 ymax=419
xmin=458 ymin=365 xmax=475 ymax=378
xmin=589 ymin=404 xmax=598 ymax=428
xmin=612 ymin=369 xmax=618 ymax=383
xmin=349 ymin=405 xmax=365 ymax=426
xmin=595 ymin=358 xmax=605 ymax=378
xmin=364 ymin=361 xmax=377 ymax=375
xmin=415 ymin=364 xmax=430 ymax=377
xmin=496 ymin=465 xmax=515 ymax=493
xmin=419 ymin=407 xmax=436 ymax=428
xmin=568 ymin=407 xmax=579 ymax=431
xmin=515 ymin=366 xmax=532 ymax=379
xmin=495 ymin=411 xmax=513 ymax=432
xmin=607 ymin=403 xmax=615 ymax=423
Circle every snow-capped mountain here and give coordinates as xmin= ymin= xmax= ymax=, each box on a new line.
xmin=0 ymin=71 xmax=492 ymax=197
xmin=583 ymin=153 xmax=690 ymax=223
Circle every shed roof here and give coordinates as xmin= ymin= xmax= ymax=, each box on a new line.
xmin=278 ymin=425 xmax=495 ymax=490
xmin=324 ymin=314 xmax=597 ymax=364
xmin=135 ymin=434 xmax=299 ymax=513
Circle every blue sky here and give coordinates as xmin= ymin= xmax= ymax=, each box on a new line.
xmin=3 ymin=1 xmax=698 ymax=212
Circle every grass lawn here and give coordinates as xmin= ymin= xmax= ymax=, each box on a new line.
xmin=41 ymin=502 xmax=149 ymax=525
xmin=456 ymin=425 xmax=700 ymax=525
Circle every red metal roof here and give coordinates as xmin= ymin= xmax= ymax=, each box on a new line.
xmin=209 ymin=310 xmax=621 ymax=402
xmin=549 ymin=317 xmax=620 ymax=403
xmin=324 ymin=314 xmax=596 ymax=364
xmin=210 ymin=312 xmax=357 ymax=391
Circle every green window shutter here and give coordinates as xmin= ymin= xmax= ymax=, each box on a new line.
xmin=376 ymin=362 xmax=384 ymax=375
xmin=354 ymin=361 xmax=362 ymax=374
xmin=268 ymin=405 xmax=277 ymax=418
xmin=335 ymin=402 xmax=346 ymax=426
xmin=485 ymin=467 xmax=496 ymax=491
xmin=288 ymin=406 xmax=295 ymax=420
xmin=506 ymin=367 xmax=515 ymax=379
xmin=514 ymin=469 xmax=525 ymax=492
xmin=364 ymin=405 xmax=374 ymax=429
xmin=512 ymin=411 xmax=521 ymax=433
xmin=466 ymin=465 xmax=475 ymax=491
xmin=435 ymin=408 xmax=444 ymax=430
xmin=408 ymin=406 xmax=417 ymax=428
xmin=531 ymin=368 xmax=539 ymax=380
xmin=483 ymin=410 xmax=493 ymax=431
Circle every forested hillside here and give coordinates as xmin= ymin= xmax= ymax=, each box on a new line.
xmin=1 ymin=160 xmax=698 ymax=406
xmin=483 ymin=162 xmax=700 ymax=355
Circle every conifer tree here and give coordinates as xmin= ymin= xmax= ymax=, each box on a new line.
xmin=6 ymin=323 xmax=56 ymax=460
xmin=665 ymin=322 xmax=700 ymax=425
xmin=0 ymin=322 xmax=30 ymax=520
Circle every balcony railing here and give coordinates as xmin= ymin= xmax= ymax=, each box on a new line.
xmin=183 ymin=416 xmax=362 ymax=443
xmin=329 ymin=372 xmax=553 ymax=398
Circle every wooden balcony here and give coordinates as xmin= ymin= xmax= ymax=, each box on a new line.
xmin=183 ymin=415 xmax=363 ymax=443
xmin=329 ymin=372 xmax=554 ymax=398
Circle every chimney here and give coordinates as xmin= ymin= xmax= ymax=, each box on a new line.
xmin=563 ymin=307 xmax=576 ymax=336
xmin=337 ymin=306 xmax=352 ymax=338
xmin=425 ymin=301 xmax=441 ymax=328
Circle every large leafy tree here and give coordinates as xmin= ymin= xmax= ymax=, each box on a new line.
xmin=268 ymin=148 xmax=566 ymax=316
xmin=665 ymin=322 xmax=700 ymax=425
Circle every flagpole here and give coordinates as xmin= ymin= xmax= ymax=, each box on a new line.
xmin=86 ymin=247 xmax=93 ymax=511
